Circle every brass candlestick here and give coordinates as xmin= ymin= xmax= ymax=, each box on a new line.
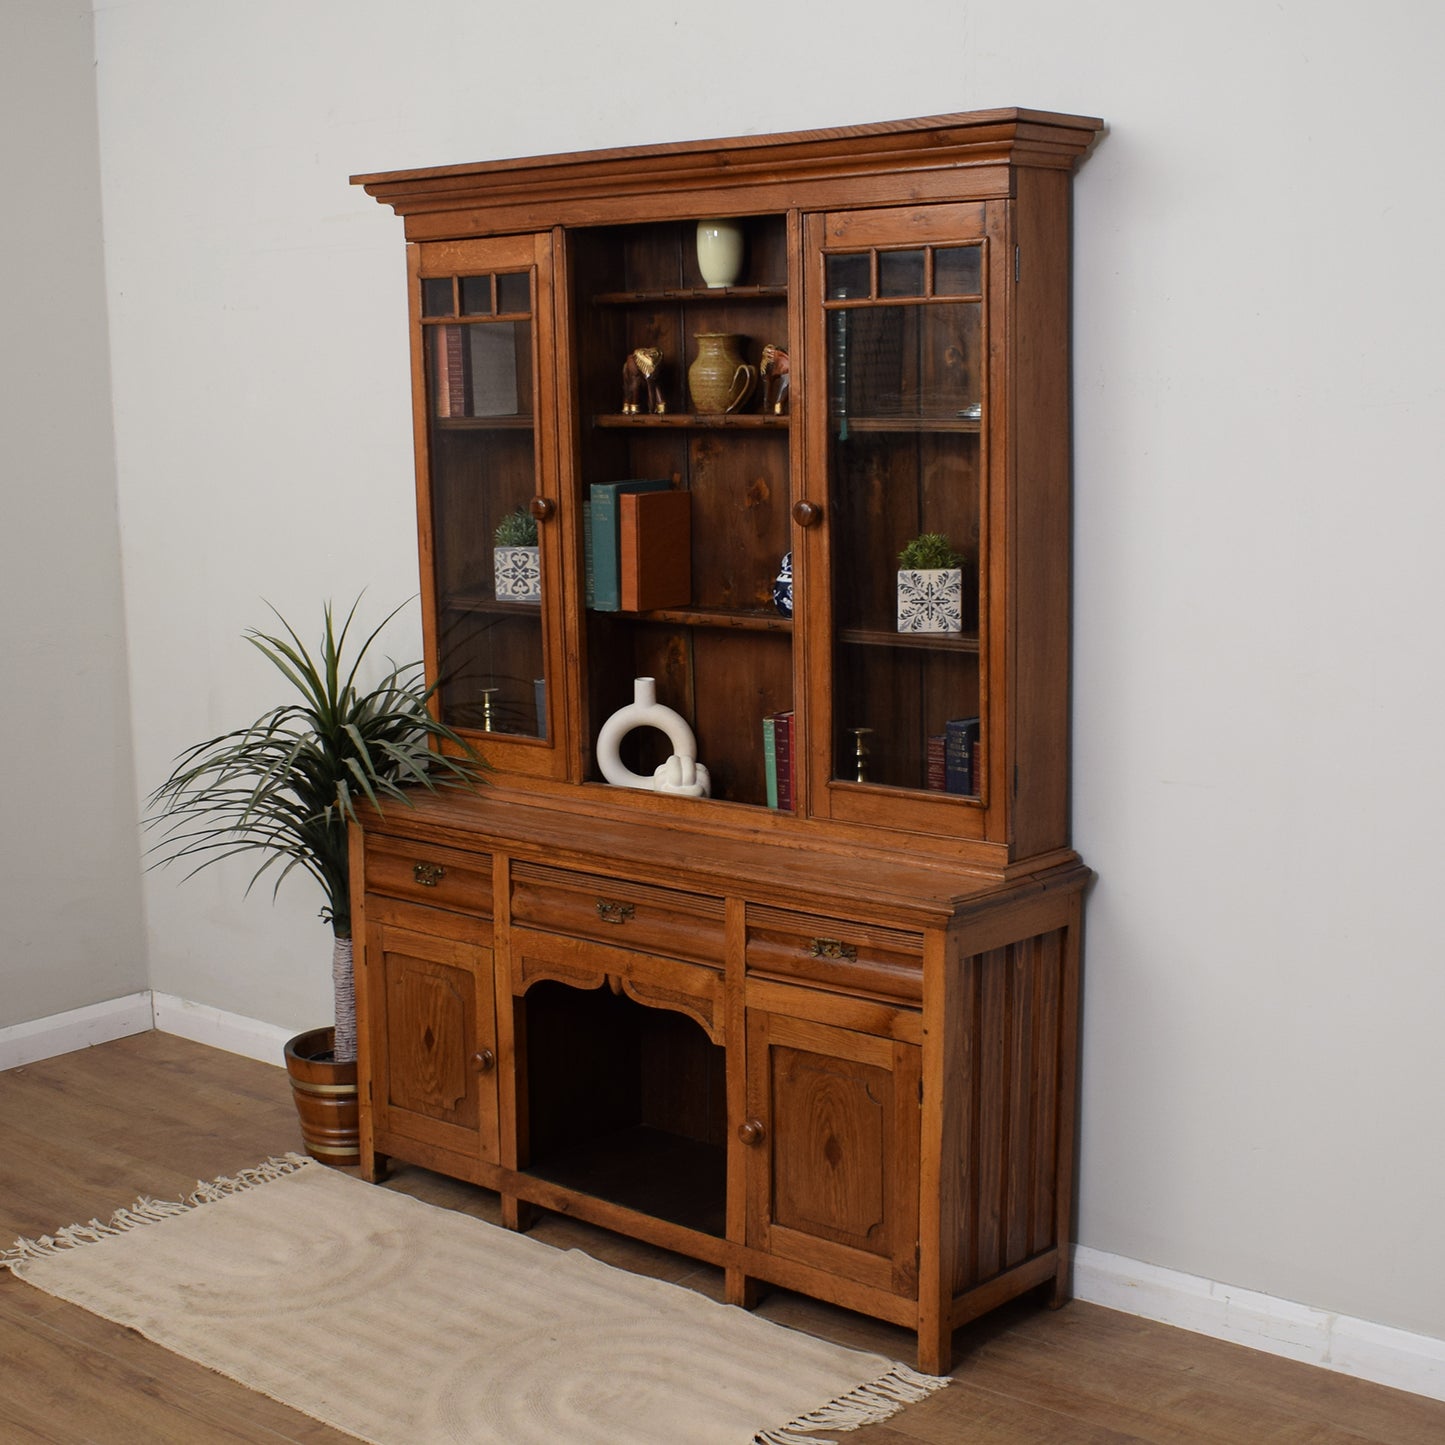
xmin=847 ymin=727 xmax=874 ymax=783
xmin=479 ymin=687 xmax=500 ymax=732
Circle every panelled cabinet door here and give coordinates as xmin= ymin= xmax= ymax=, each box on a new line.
xmin=367 ymin=922 xmax=500 ymax=1167
xmin=800 ymin=202 xmax=1000 ymax=845
xmin=744 ymin=1012 xmax=921 ymax=1298
xmin=412 ymin=232 xmax=567 ymax=777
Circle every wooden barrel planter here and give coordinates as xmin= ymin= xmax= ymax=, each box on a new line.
xmin=284 ymin=1027 xmax=359 ymax=1166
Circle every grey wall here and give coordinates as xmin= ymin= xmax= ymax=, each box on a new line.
xmin=0 ymin=1 xmax=145 ymax=1026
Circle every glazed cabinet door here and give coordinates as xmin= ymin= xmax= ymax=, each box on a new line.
xmin=412 ymin=232 xmax=567 ymax=776
xmin=800 ymin=203 xmax=999 ymax=845
xmin=743 ymin=1011 xmax=921 ymax=1297
xmin=365 ymin=919 xmax=500 ymax=1180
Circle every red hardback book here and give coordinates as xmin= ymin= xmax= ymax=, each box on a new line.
xmin=774 ymin=710 xmax=795 ymax=811
xmin=619 ymin=488 xmax=692 ymax=611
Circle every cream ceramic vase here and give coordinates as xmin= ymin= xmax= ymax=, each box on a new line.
xmin=688 ymin=333 xmax=757 ymax=414
xmin=695 ymin=219 xmax=744 ymax=288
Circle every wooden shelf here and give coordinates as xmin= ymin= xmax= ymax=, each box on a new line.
xmin=596 ymin=605 xmax=792 ymax=633
xmin=432 ymin=415 xmax=534 ymax=431
xmin=835 ymin=416 xmax=981 ymax=434
xmin=593 ymin=284 xmax=787 ymax=305
xmin=594 ymin=412 xmax=788 ymax=430
xmin=444 ymin=592 xmax=544 ymax=618
xmin=839 ymin=626 xmax=980 ymax=653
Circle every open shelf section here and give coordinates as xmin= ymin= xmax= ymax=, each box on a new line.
xmin=523 ymin=1126 xmax=726 ymax=1238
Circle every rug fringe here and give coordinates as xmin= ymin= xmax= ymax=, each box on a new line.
xmin=0 ymin=1153 xmax=312 ymax=1271
xmin=754 ymin=1363 xmax=950 ymax=1443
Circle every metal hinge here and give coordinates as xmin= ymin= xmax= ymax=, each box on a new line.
xmin=1015 ymin=246 xmax=1021 ymax=283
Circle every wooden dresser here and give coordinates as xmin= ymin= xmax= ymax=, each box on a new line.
xmin=350 ymin=107 xmax=1100 ymax=1372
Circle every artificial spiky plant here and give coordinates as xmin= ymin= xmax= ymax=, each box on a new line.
xmin=145 ymin=597 xmax=484 ymax=1062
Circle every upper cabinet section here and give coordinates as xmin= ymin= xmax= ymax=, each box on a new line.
xmin=357 ymin=109 xmax=1101 ymax=874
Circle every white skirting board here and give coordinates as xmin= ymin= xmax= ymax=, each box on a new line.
xmin=0 ymin=992 xmax=154 ymax=1071
xmin=1073 ymin=1246 xmax=1445 ymax=1403
xmin=0 ymin=991 xmax=293 ymax=1071
xmin=3 ymin=995 xmax=1442 ymax=1404
xmin=148 ymin=992 xmax=293 ymax=1066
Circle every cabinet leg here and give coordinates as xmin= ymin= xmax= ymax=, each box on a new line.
xmin=725 ymin=1268 xmax=764 ymax=1310
xmin=1050 ymin=1248 xmax=1075 ymax=1309
xmin=501 ymin=1194 xmax=535 ymax=1233
xmin=359 ymin=1150 xmax=388 ymax=1184
xmin=915 ymin=1322 xmax=955 ymax=1378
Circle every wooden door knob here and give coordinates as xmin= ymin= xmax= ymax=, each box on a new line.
xmin=791 ymin=500 xmax=822 ymax=528
xmin=737 ymin=1118 xmax=766 ymax=1146
xmin=529 ymin=496 xmax=556 ymax=522
xmin=473 ymin=1048 xmax=496 ymax=1073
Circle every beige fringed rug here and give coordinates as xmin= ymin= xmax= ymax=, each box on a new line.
xmin=1 ymin=1156 xmax=945 ymax=1444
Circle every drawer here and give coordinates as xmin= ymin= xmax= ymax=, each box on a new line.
xmin=364 ymin=835 xmax=493 ymax=915
xmin=746 ymin=905 xmax=923 ymax=1005
xmin=509 ymin=861 xmax=724 ymax=967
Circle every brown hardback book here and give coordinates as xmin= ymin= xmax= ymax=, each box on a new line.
xmin=619 ymin=488 xmax=692 ymax=611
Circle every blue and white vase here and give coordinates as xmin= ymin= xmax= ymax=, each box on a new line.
xmin=772 ymin=551 xmax=793 ymax=617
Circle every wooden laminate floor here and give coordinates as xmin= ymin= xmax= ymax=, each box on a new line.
xmin=1 ymin=1033 xmax=1441 ymax=1443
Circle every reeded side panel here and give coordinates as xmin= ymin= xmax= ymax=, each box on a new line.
xmin=949 ymin=927 xmax=1067 ymax=1296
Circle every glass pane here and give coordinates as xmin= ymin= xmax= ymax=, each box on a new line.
xmin=826 ymin=286 xmax=983 ymax=796
xmin=430 ymin=321 xmax=532 ymax=420
xmin=933 ymin=246 xmax=981 ymax=296
xmin=421 ymin=278 xmax=454 ymax=317
xmin=878 ymin=249 xmax=925 ymax=298
xmin=459 ymin=274 xmax=493 ymax=316
xmin=497 ymin=271 xmax=530 ymax=314
xmin=825 ymin=253 xmax=870 ymax=299
xmin=828 ymin=302 xmax=981 ymax=421
xmin=426 ymin=285 xmax=545 ymax=740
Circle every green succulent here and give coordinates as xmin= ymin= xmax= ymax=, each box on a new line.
xmin=494 ymin=507 xmax=539 ymax=547
xmin=898 ymin=532 xmax=963 ymax=570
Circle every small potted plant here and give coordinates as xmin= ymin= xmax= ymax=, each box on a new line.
xmin=897 ymin=532 xmax=964 ymax=633
xmin=145 ymin=598 xmax=485 ymax=1165
xmin=493 ymin=506 xmax=541 ymax=603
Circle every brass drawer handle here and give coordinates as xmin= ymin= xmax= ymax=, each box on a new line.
xmin=596 ymin=899 xmax=635 ymax=925
xmin=809 ymin=937 xmax=858 ymax=962
xmin=413 ymin=861 xmax=446 ymax=888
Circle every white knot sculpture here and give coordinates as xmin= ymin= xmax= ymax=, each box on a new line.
xmin=653 ymin=753 xmax=710 ymax=797
xmin=595 ymin=677 xmax=711 ymax=797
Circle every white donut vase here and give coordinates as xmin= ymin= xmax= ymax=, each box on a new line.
xmin=595 ymin=678 xmax=699 ymax=791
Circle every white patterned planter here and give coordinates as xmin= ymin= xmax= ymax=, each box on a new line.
xmin=494 ymin=546 xmax=541 ymax=603
xmin=897 ymin=567 xmax=963 ymax=633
